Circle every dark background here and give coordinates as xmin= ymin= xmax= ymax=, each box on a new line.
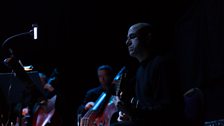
xmin=0 ymin=0 xmax=224 ymax=125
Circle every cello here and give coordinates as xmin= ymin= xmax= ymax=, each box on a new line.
xmin=32 ymin=68 xmax=60 ymax=126
xmin=32 ymin=95 xmax=57 ymax=126
xmin=79 ymin=66 xmax=126 ymax=126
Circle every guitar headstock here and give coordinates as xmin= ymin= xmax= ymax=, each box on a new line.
xmin=112 ymin=66 xmax=127 ymax=96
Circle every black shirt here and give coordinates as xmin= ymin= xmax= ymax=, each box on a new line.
xmin=130 ymin=55 xmax=184 ymax=125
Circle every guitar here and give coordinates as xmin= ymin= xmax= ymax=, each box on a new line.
xmin=32 ymin=95 xmax=57 ymax=126
xmin=79 ymin=66 xmax=126 ymax=126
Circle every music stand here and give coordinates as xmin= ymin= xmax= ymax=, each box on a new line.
xmin=0 ymin=71 xmax=44 ymax=125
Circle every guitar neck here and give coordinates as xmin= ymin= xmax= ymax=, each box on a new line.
xmin=113 ymin=66 xmax=126 ymax=96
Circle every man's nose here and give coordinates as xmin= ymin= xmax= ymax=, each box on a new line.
xmin=126 ymin=39 xmax=131 ymax=46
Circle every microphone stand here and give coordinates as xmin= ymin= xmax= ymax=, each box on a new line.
xmin=1 ymin=31 xmax=33 ymax=50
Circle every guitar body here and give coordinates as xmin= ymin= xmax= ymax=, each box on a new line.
xmin=32 ymin=95 xmax=57 ymax=126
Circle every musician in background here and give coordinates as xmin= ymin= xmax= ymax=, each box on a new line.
xmin=35 ymin=68 xmax=58 ymax=103
xmin=43 ymin=68 xmax=58 ymax=99
xmin=38 ymin=72 xmax=55 ymax=99
xmin=43 ymin=67 xmax=62 ymax=126
xmin=77 ymin=65 xmax=117 ymax=124
xmin=32 ymin=68 xmax=59 ymax=126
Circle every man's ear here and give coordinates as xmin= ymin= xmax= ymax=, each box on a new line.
xmin=142 ymin=32 xmax=152 ymax=45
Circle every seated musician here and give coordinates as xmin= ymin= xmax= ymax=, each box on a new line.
xmin=77 ymin=65 xmax=119 ymax=125
xmin=32 ymin=68 xmax=59 ymax=126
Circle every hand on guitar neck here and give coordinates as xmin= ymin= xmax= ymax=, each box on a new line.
xmin=112 ymin=91 xmax=132 ymax=123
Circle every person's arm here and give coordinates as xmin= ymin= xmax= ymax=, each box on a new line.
xmin=48 ymin=68 xmax=60 ymax=89
xmin=78 ymin=87 xmax=98 ymax=116
xmin=43 ymin=68 xmax=60 ymax=98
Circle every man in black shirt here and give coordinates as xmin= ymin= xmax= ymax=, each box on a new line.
xmin=112 ymin=22 xmax=184 ymax=126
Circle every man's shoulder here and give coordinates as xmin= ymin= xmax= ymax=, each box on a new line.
xmin=145 ymin=54 xmax=177 ymax=73
xmin=86 ymin=85 xmax=102 ymax=94
xmin=146 ymin=55 xmax=165 ymax=68
xmin=154 ymin=53 xmax=176 ymax=65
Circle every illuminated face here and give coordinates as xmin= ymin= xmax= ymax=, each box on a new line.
xmin=97 ymin=69 xmax=113 ymax=90
xmin=125 ymin=26 xmax=145 ymax=58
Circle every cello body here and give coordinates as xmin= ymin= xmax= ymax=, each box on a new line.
xmin=32 ymin=95 xmax=57 ymax=126
xmin=80 ymin=93 xmax=118 ymax=126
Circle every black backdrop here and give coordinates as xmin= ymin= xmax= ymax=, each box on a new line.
xmin=0 ymin=0 xmax=223 ymax=124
